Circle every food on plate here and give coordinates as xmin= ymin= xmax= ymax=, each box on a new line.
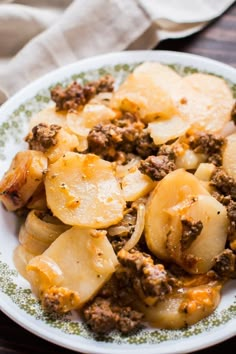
xmin=1 ymin=62 xmax=236 ymax=334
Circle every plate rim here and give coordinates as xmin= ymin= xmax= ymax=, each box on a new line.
xmin=0 ymin=50 xmax=236 ymax=354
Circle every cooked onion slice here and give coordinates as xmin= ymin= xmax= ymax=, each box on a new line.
xmin=19 ymin=210 xmax=70 ymax=254
xmin=124 ymin=203 xmax=145 ymax=251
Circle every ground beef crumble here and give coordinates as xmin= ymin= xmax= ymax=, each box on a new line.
xmin=213 ymin=249 xmax=236 ymax=278
xmin=188 ymin=132 xmax=225 ymax=166
xmin=25 ymin=123 xmax=61 ymax=152
xmin=51 ymin=75 xmax=114 ymax=111
xmin=82 ymin=248 xmax=174 ymax=335
xmin=210 ymin=168 xmax=236 ymax=200
xmin=83 ymin=296 xmax=143 ymax=335
xmin=157 ymin=144 xmax=176 ymax=160
xmin=181 ymin=218 xmax=203 ymax=250
xmin=139 ymin=155 xmax=176 ymax=181
xmin=226 ymin=200 xmax=236 ymax=247
xmin=87 ymin=112 xmax=158 ymax=161
xmin=117 ymin=249 xmax=172 ymax=301
xmin=135 ymin=131 xmax=159 ymax=159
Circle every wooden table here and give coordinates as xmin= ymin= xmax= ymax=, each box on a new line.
xmin=1 ymin=3 xmax=236 ymax=353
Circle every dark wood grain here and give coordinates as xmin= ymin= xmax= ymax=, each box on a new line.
xmin=158 ymin=2 xmax=236 ymax=68
xmin=1 ymin=3 xmax=236 ymax=354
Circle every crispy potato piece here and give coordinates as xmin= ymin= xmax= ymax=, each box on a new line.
xmin=145 ymin=169 xmax=209 ymax=261
xmin=45 ymin=152 xmax=125 ymax=228
xmin=0 ymin=151 xmax=47 ymax=211
xmin=223 ymin=132 xmax=236 ymax=181
xmin=27 ymin=227 xmax=118 ymax=308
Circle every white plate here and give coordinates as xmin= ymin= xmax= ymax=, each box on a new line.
xmin=0 ymin=51 xmax=236 ymax=354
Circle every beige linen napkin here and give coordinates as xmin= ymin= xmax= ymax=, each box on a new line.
xmin=0 ymin=0 xmax=234 ymax=103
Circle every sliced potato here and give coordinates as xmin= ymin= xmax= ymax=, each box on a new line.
xmin=67 ymin=103 xmax=117 ymax=137
xmin=194 ymin=163 xmax=216 ymax=192
xmin=45 ymin=152 xmax=125 ymax=228
xmin=133 ymin=63 xmax=234 ymax=133
xmin=29 ymin=106 xmax=67 ymax=130
xmin=111 ymin=63 xmax=178 ymax=122
xmin=121 ymin=166 xmax=155 ymax=202
xmin=67 ymin=104 xmax=117 ymax=152
xmin=166 ymin=195 xmax=228 ymax=273
xmin=145 ymin=169 xmax=209 ymax=261
xmin=136 ymin=283 xmax=221 ymax=329
xmin=45 ymin=128 xmax=79 ymax=163
xmin=175 ymin=149 xmax=206 ymax=170
xmin=27 ymin=183 xmax=47 ymax=210
xmin=179 ymin=73 xmax=234 ymax=133
xmin=0 ymin=151 xmax=47 ymax=211
xmin=223 ymin=132 xmax=236 ymax=181
xmin=194 ymin=163 xmax=216 ymax=182
xmin=133 ymin=62 xmax=183 ymax=93
xmin=27 ymin=227 xmax=118 ymax=307
xmin=148 ymin=115 xmax=190 ymax=145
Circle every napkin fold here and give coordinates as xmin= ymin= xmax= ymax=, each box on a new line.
xmin=0 ymin=0 xmax=234 ymax=103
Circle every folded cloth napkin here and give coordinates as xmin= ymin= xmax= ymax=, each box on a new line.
xmin=0 ymin=0 xmax=234 ymax=103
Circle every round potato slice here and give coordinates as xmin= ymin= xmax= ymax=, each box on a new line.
xmin=45 ymin=152 xmax=125 ymax=228
xmin=223 ymin=132 xmax=236 ymax=181
xmin=133 ymin=62 xmax=183 ymax=92
xmin=180 ymin=73 xmax=234 ymax=133
xmin=145 ymin=169 xmax=209 ymax=261
xmin=166 ymin=195 xmax=228 ymax=273
xmin=148 ymin=114 xmax=190 ymax=145
xmin=111 ymin=63 xmax=178 ymax=122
